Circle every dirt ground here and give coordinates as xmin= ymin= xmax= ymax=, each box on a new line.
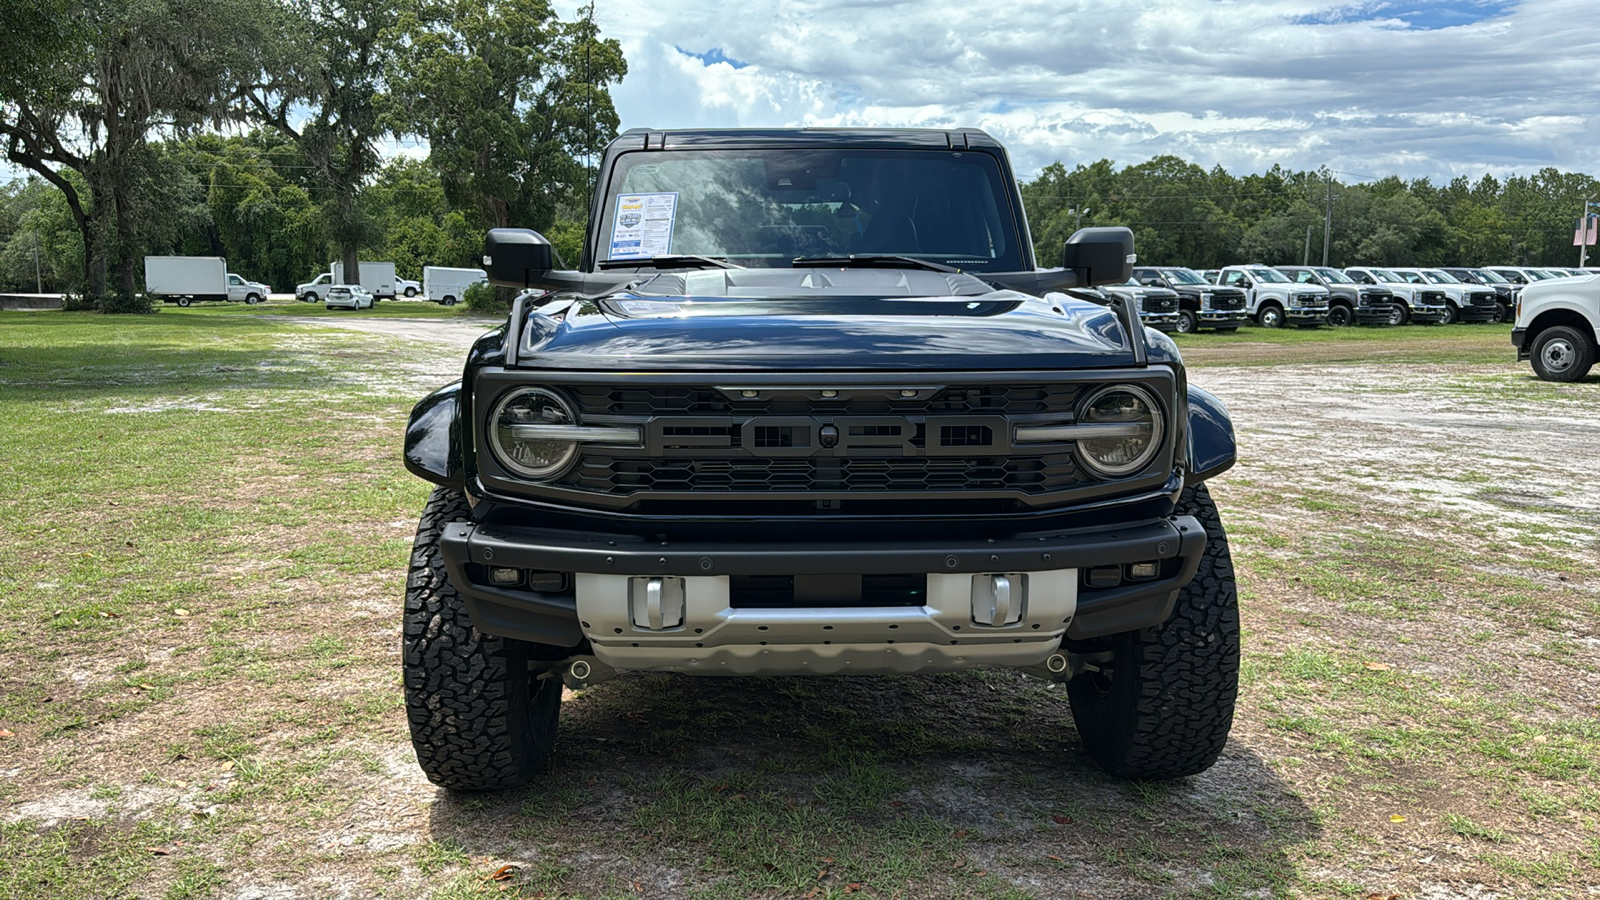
xmin=2 ymin=320 xmax=1597 ymax=899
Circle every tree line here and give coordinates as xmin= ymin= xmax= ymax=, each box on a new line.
xmin=1021 ymin=156 xmax=1600 ymax=272
xmin=6 ymin=4 xmax=1598 ymax=309
xmin=0 ymin=0 xmax=623 ymax=311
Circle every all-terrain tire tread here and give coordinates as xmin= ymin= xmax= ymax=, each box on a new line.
xmin=1068 ymin=483 xmax=1240 ymax=779
xmin=402 ymin=487 xmax=559 ymax=791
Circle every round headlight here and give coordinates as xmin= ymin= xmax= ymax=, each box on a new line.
xmin=489 ymin=387 xmax=579 ymax=479
xmin=1075 ymin=385 xmax=1164 ymax=478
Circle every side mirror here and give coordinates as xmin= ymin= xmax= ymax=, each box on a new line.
xmin=483 ymin=229 xmax=554 ymax=288
xmin=1061 ymin=227 xmax=1135 ymax=286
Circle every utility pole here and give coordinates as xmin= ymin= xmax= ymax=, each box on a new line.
xmin=1303 ymin=225 xmax=1312 ymax=265
xmin=1069 ymin=206 xmax=1091 ymax=231
xmin=1322 ymin=173 xmax=1333 ymax=267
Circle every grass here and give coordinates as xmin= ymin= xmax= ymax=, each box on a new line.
xmin=0 ymin=310 xmax=1596 ymax=898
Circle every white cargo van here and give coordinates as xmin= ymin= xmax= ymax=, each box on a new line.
xmin=422 ymin=266 xmax=487 ymax=306
xmin=144 ymin=256 xmax=270 ymax=306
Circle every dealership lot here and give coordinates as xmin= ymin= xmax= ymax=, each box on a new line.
xmin=0 ymin=311 xmax=1595 ymax=899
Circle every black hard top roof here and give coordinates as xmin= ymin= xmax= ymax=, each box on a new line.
xmin=611 ymin=127 xmax=1003 ymax=151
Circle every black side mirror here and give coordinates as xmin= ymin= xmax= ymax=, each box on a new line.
xmin=483 ymin=229 xmax=555 ymax=288
xmin=1061 ymin=227 xmax=1135 ymax=286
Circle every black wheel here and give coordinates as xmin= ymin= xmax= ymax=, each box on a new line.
xmin=405 ymin=287 xmax=418 ymax=297
xmin=245 ymin=294 xmax=262 ymax=305
xmin=1388 ymin=302 xmax=1410 ymax=326
xmin=1175 ymin=310 xmax=1198 ymax=334
xmin=1326 ymin=304 xmax=1353 ymax=327
xmin=1529 ymin=325 xmax=1597 ymax=382
xmin=1067 ymin=483 xmax=1239 ymax=780
xmin=1495 ymin=301 xmax=1512 ymax=323
xmin=443 ymin=295 xmax=457 ymax=307
xmin=303 ymin=292 xmax=318 ymax=304
xmin=1256 ymin=304 xmax=1284 ymax=328
xmin=403 ymin=487 xmax=564 ymax=791
xmin=176 ymin=297 xmax=192 ymax=307
xmin=1442 ymin=302 xmax=1460 ymax=325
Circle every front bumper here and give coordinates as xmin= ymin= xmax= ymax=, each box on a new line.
xmin=1198 ymin=310 xmax=1248 ymax=325
xmin=1354 ymin=307 xmax=1393 ymax=325
xmin=1410 ymin=308 xmax=1448 ymax=324
xmin=1512 ymin=327 xmax=1529 ymax=360
xmin=1286 ymin=308 xmax=1328 ymax=324
xmin=1140 ymin=312 xmax=1180 ymax=331
xmin=441 ymin=515 xmax=1207 ymax=670
xmin=1457 ymin=304 xmax=1498 ymax=323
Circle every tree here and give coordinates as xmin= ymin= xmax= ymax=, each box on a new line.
xmin=1 ymin=0 xmax=272 ymax=309
xmin=389 ymin=0 xmax=627 ymax=237
xmin=243 ymin=0 xmax=399 ymax=284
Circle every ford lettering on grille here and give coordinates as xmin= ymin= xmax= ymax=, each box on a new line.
xmin=645 ymin=415 xmax=1015 ymax=458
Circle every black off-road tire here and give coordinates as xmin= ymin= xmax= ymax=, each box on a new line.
xmin=403 ymin=487 xmax=563 ymax=791
xmin=1326 ymin=304 xmax=1352 ymax=327
xmin=1442 ymin=302 xmax=1460 ymax=325
xmin=1067 ymin=483 xmax=1239 ymax=779
xmin=1529 ymin=325 xmax=1597 ymax=383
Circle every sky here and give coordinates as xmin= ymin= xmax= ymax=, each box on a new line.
xmin=557 ymin=0 xmax=1600 ymax=182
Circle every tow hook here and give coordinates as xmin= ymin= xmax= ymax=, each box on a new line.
xmin=556 ymin=656 xmax=616 ymax=690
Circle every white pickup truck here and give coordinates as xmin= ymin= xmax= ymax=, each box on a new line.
xmin=1513 ymin=274 xmax=1599 ymax=381
xmin=1215 ymin=264 xmax=1329 ymax=327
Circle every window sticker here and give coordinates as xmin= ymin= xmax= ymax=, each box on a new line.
xmin=608 ymin=192 xmax=678 ymax=260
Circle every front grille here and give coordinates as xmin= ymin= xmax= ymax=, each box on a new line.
xmin=558 ymin=382 xmax=1109 ymax=500
xmin=1211 ymin=291 xmax=1245 ymax=310
xmin=1143 ymin=296 xmax=1177 ymax=314
xmin=569 ymin=452 xmax=1084 ymax=495
xmin=1419 ymin=290 xmax=1445 ymax=305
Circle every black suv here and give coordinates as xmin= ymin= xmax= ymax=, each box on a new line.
xmin=401 ymin=129 xmax=1241 ymax=790
xmin=1275 ymin=265 xmax=1394 ymax=327
xmin=1132 ymin=266 xmax=1249 ymax=333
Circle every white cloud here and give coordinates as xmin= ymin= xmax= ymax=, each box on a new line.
xmin=557 ymin=0 xmax=1600 ymax=180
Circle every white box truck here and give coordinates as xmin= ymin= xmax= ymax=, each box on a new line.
xmin=422 ymin=266 xmax=487 ymax=306
xmin=144 ymin=256 xmax=270 ymax=306
xmin=297 ymin=261 xmax=397 ymax=302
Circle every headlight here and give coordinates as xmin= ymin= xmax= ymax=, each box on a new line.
xmin=1073 ymin=385 xmax=1164 ymax=478
xmin=1199 ymin=291 xmax=1213 ymax=308
xmin=488 ymin=387 xmax=643 ymax=480
xmin=490 ymin=387 xmax=581 ymax=479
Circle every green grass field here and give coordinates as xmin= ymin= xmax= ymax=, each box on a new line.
xmin=0 ymin=311 xmax=1594 ymax=899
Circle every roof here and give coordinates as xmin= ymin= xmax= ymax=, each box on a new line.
xmin=610 ymin=127 xmax=1003 ymax=151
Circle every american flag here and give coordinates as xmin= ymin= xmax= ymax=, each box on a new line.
xmin=1574 ymin=217 xmax=1599 ymax=247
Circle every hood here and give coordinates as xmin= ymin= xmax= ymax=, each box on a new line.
xmin=511 ymin=267 xmax=1140 ymax=371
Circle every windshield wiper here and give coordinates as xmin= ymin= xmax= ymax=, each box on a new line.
xmin=791 ymin=255 xmax=960 ymax=273
xmin=598 ymin=255 xmax=742 ymax=271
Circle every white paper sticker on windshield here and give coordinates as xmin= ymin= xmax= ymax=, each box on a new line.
xmin=608 ymin=192 xmax=678 ymax=260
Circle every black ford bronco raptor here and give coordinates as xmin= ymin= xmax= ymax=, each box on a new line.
xmin=402 ymin=128 xmax=1240 ymax=790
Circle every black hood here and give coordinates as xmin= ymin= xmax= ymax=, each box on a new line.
xmin=511 ymin=267 xmax=1139 ymax=371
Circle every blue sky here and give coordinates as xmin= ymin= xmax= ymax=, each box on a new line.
xmin=559 ymin=0 xmax=1600 ymax=181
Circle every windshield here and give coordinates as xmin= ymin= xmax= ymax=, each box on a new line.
xmin=1161 ymin=267 xmax=1208 ymax=284
xmin=1472 ymin=268 xmax=1506 ymax=284
xmin=1247 ymin=267 xmax=1291 ymax=283
xmin=597 ymin=148 xmax=1024 ymax=271
xmin=1370 ymin=268 xmax=1402 ymax=282
xmin=1312 ymin=267 xmax=1354 ymax=284
xmin=1422 ymin=269 xmax=1460 ymax=283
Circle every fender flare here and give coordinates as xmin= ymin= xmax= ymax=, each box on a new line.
xmin=404 ymin=381 xmax=465 ymax=489
xmin=1185 ymin=384 xmax=1236 ymax=484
